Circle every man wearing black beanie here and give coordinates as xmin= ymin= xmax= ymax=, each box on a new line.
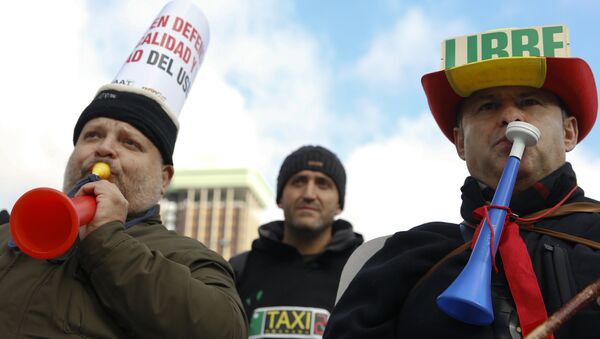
xmin=0 ymin=2 xmax=247 ymax=335
xmin=230 ymin=145 xmax=363 ymax=338
xmin=0 ymin=88 xmax=247 ymax=337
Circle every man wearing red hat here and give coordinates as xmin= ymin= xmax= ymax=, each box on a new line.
xmin=324 ymin=25 xmax=600 ymax=338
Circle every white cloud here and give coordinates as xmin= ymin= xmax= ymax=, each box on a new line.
xmin=342 ymin=112 xmax=468 ymax=241
xmin=565 ymin=145 xmax=600 ymax=199
xmin=354 ymin=8 xmax=468 ymax=91
xmin=173 ymin=0 xmax=338 ymax=186
xmin=0 ymin=1 xmax=99 ymax=210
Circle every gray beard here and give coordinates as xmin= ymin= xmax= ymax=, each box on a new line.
xmin=62 ymin=159 xmax=162 ymax=215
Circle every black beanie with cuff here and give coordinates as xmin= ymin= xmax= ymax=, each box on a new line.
xmin=276 ymin=145 xmax=346 ymax=209
xmin=73 ymin=85 xmax=178 ymax=165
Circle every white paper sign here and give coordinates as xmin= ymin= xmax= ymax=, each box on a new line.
xmin=113 ymin=0 xmax=210 ymax=115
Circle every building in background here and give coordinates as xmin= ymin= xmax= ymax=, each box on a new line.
xmin=160 ymin=168 xmax=272 ymax=259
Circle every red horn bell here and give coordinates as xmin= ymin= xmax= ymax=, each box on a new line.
xmin=9 ymin=188 xmax=96 ymax=259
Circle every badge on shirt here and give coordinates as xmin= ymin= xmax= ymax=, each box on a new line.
xmin=249 ymin=306 xmax=330 ymax=339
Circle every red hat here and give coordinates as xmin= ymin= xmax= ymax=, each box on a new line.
xmin=422 ymin=25 xmax=597 ymax=143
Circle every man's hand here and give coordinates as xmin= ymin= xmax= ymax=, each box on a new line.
xmin=75 ymin=180 xmax=128 ymax=240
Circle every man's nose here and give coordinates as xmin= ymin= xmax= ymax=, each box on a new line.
xmin=302 ymin=181 xmax=317 ymax=200
xmin=95 ymin=138 xmax=117 ymax=158
xmin=500 ymin=104 xmax=525 ymax=126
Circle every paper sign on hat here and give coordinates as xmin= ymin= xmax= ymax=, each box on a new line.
xmin=421 ymin=24 xmax=597 ymax=143
xmin=440 ymin=25 xmax=570 ymax=70
xmin=112 ymin=0 xmax=210 ymax=120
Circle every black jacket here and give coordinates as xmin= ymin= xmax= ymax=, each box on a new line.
xmin=232 ymin=219 xmax=363 ymax=321
xmin=324 ymin=163 xmax=600 ymax=339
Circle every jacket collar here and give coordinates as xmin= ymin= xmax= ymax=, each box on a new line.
xmin=125 ymin=204 xmax=162 ymax=229
xmin=460 ymin=162 xmax=583 ymax=224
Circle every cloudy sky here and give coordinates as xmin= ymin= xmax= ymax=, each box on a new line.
xmin=2 ymin=0 xmax=600 ymax=241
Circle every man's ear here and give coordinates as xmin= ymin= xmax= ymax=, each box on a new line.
xmin=563 ymin=116 xmax=579 ymax=152
xmin=161 ymin=165 xmax=174 ymax=195
xmin=454 ymin=127 xmax=466 ymax=160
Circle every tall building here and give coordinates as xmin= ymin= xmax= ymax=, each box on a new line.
xmin=160 ymin=168 xmax=272 ymax=259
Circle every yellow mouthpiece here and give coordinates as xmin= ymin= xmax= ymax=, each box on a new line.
xmin=92 ymin=162 xmax=111 ymax=180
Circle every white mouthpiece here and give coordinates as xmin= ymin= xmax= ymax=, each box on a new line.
xmin=505 ymin=121 xmax=541 ymax=159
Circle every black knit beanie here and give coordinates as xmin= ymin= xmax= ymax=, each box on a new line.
xmin=276 ymin=145 xmax=346 ymax=209
xmin=73 ymin=85 xmax=178 ymax=165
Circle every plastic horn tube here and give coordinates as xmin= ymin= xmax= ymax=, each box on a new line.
xmin=436 ymin=121 xmax=540 ymax=325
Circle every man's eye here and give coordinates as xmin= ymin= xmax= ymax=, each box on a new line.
xmin=291 ymin=178 xmax=306 ymax=186
xmin=316 ymin=179 xmax=332 ymax=189
xmin=84 ymin=131 xmax=101 ymax=139
xmin=123 ymin=139 xmax=141 ymax=150
xmin=521 ymin=98 xmax=541 ymax=106
xmin=477 ymin=102 xmax=496 ymax=112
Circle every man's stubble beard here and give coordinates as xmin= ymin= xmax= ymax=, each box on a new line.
xmin=285 ymin=214 xmax=334 ymax=241
xmin=63 ymin=157 xmax=163 ymax=214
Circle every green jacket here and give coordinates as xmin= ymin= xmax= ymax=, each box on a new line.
xmin=0 ymin=207 xmax=247 ymax=338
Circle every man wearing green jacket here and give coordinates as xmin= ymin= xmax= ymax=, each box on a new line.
xmin=0 ymin=84 xmax=247 ymax=338
xmin=0 ymin=2 xmax=247 ymax=337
